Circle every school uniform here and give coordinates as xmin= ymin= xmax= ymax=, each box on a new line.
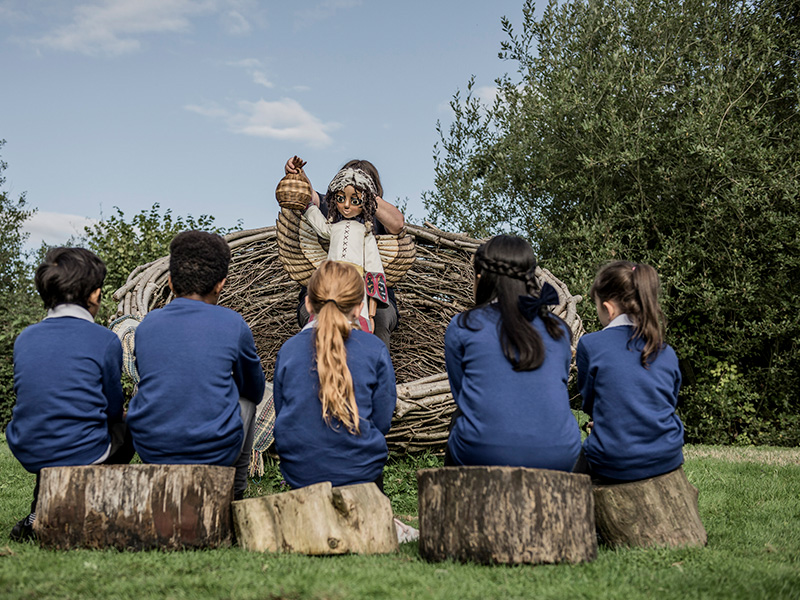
xmin=127 ymin=298 xmax=265 ymax=467
xmin=273 ymin=326 xmax=396 ymax=488
xmin=577 ymin=314 xmax=684 ymax=481
xmin=7 ymin=304 xmax=124 ymax=473
xmin=444 ymin=305 xmax=581 ymax=471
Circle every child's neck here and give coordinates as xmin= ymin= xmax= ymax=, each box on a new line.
xmin=179 ymin=292 xmax=219 ymax=305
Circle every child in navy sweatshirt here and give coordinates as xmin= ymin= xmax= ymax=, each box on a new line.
xmin=127 ymin=231 xmax=265 ymax=500
xmin=273 ymin=260 xmax=396 ymax=489
xmin=576 ymin=261 xmax=684 ymax=482
xmin=444 ymin=235 xmax=581 ymax=471
xmin=7 ymin=248 xmax=134 ymax=541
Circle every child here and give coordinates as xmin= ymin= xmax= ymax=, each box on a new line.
xmin=272 ymin=260 xmax=396 ymax=490
xmin=6 ymin=247 xmax=134 ymax=541
xmin=126 ymin=231 xmax=265 ymax=500
xmin=284 ymin=156 xmax=404 ymax=347
xmin=444 ymin=235 xmax=581 ymax=471
xmin=576 ymin=261 xmax=684 ymax=482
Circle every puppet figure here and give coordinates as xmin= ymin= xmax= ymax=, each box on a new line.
xmin=300 ymin=164 xmax=388 ymax=333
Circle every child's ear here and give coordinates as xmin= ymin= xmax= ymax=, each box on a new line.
xmin=87 ymin=288 xmax=102 ymax=317
xmin=167 ymin=274 xmax=174 ymax=294
xmin=602 ymin=300 xmax=621 ymax=321
xmin=213 ymin=278 xmax=226 ymax=295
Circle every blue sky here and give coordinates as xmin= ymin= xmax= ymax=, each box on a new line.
xmin=0 ymin=0 xmax=531 ymax=249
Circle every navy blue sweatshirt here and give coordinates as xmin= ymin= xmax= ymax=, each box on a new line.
xmin=444 ymin=306 xmax=581 ymax=471
xmin=8 ymin=311 xmax=123 ymax=473
xmin=273 ymin=327 xmax=396 ymax=488
xmin=128 ymin=298 xmax=265 ymax=466
xmin=577 ymin=321 xmax=683 ymax=481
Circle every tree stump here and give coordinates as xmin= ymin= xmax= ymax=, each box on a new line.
xmin=34 ymin=464 xmax=235 ymax=550
xmin=232 ymin=481 xmax=398 ymax=555
xmin=593 ymin=466 xmax=707 ymax=549
xmin=417 ymin=467 xmax=597 ymax=565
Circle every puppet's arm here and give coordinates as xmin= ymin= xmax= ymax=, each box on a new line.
xmin=303 ymin=204 xmax=332 ymax=239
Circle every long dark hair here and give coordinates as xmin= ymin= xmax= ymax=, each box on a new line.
xmin=590 ymin=261 xmax=665 ymax=367
xmin=460 ymin=235 xmax=567 ymax=371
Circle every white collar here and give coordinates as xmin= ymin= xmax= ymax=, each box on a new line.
xmin=44 ymin=304 xmax=95 ymax=323
xmin=603 ymin=313 xmax=634 ymax=330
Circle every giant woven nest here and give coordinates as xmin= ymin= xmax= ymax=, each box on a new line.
xmin=112 ymin=223 xmax=585 ymax=453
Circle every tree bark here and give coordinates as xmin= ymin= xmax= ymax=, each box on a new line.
xmin=34 ymin=464 xmax=234 ymax=550
xmin=417 ymin=466 xmax=597 ymax=565
xmin=593 ymin=466 xmax=707 ymax=549
xmin=232 ymin=481 xmax=398 ymax=555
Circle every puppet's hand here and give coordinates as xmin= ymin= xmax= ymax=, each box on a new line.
xmin=285 ymin=155 xmax=307 ymax=175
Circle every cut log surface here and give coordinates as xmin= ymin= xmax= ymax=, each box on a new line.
xmin=417 ymin=466 xmax=597 ymax=565
xmin=232 ymin=481 xmax=398 ymax=555
xmin=34 ymin=464 xmax=235 ymax=550
xmin=593 ymin=466 xmax=707 ymax=549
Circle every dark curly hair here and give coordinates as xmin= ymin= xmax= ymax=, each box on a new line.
xmin=461 ymin=234 xmax=567 ymax=371
xmin=169 ymin=231 xmax=231 ymax=297
xmin=35 ymin=247 xmax=107 ymax=310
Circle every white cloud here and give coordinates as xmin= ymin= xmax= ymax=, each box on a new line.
xmin=23 ymin=211 xmax=99 ymax=249
xmin=30 ymin=0 xmax=261 ymax=56
xmin=221 ymin=10 xmax=251 ymax=35
xmin=187 ymin=98 xmax=339 ymax=148
xmin=251 ymin=70 xmax=273 ymax=88
xmin=225 ymin=58 xmax=274 ymax=88
xmin=475 ymin=85 xmax=499 ymax=106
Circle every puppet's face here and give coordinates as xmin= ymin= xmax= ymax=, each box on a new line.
xmin=333 ymin=185 xmax=364 ymax=219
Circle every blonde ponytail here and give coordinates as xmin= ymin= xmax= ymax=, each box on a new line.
xmin=307 ymin=261 xmax=365 ymax=434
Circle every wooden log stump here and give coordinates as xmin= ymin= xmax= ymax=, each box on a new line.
xmin=232 ymin=481 xmax=398 ymax=555
xmin=417 ymin=467 xmax=597 ymax=565
xmin=34 ymin=464 xmax=235 ymax=550
xmin=593 ymin=466 xmax=707 ymax=549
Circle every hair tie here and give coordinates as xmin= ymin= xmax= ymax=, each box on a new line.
xmin=322 ymin=298 xmax=343 ymax=311
xmin=632 ymin=266 xmax=636 ymax=271
xmin=518 ymin=282 xmax=559 ymax=320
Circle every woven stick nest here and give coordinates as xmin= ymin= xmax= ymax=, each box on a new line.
xmin=112 ymin=224 xmax=585 ymax=453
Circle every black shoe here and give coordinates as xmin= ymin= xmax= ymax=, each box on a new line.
xmin=10 ymin=516 xmax=35 ymax=542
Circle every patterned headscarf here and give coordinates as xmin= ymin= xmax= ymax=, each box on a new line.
xmin=327 ymin=167 xmax=378 ymax=196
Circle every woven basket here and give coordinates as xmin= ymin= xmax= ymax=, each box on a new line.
xmin=112 ymin=224 xmax=585 ymax=454
xmin=275 ymin=173 xmax=312 ymax=211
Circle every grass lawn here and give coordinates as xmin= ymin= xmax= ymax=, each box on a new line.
xmin=0 ymin=436 xmax=798 ymax=600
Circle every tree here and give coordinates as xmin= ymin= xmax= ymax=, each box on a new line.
xmin=78 ymin=203 xmax=239 ymax=324
xmin=424 ymin=0 xmax=800 ymax=445
xmin=0 ymin=140 xmax=42 ymax=428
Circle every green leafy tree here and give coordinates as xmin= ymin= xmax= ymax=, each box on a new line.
xmin=78 ymin=203 xmax=238 ymax=324
xmin=424 ymin=0 xmax=800 ymax=444
xmin=0 ymin=141 xmax=42 ymax=428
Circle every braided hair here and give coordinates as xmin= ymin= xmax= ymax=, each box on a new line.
xmin=460 ymin=235 xmax=567 ymax=371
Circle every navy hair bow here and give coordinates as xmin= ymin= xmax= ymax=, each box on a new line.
xmin=518 ymin=282 xmax=559 ymax=320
